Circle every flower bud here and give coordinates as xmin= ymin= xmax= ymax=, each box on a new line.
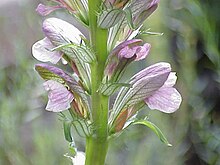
xmin=104 ymin=39 xmax=151 ymax=82
xmin=36 ymin=0 xmax=89 ymax=25
xmin=36 ymin=3 xmax=62 ymax=16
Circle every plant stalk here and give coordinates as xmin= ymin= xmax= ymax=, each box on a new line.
xmin=85 ymin=0 xmax=109 ymax=164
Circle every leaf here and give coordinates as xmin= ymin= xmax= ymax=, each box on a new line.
xmin=98 ymin=9 xmax=125 ymax=29
xmin=63 ymin=120 xmax=73 ymax=142
xmin=131 ymin=119 xmax=172 ymax=146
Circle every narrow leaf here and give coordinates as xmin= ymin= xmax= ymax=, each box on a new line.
xmin=63 ymin=120 xmax=73 ymax=142
xmin=132 ymin=119 xmax=172 ymax=146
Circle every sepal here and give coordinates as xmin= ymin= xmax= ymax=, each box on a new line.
xmin=98 ymin=81 xmax=131 ymax=96
xmin=98 ymin=8 xmax=124 ymax=29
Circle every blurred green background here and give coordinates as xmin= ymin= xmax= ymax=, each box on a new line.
xmin=0 ymin=0 xmax=219 ymax=164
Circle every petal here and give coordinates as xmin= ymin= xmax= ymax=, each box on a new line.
xmin=36 ymin=4 xmax=62 ymax=16
xmin=145 ymin=87 xmax=182 ymax=113
xmin=163 ymin=72 xmax=177 ymax=87
xmin=110 ymin=39 xmax=142 ymax=57
xmin=43 ymin=80 xmax=74 ymax=112
xmin=32 ymin=37 xmax=62 ymax=64
xmin=134 ymin=43 xmax=151 ymax=61
xmin=35 ymin=63 xmax=75 ymax=83
xmin=42 ymin=18 xmax=83 ymax=46
xmin=118 ymin=46 xmax=136 ymax=59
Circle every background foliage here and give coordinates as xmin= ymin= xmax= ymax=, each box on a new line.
xmin=0 ymin=0 xmax=219 ymax=164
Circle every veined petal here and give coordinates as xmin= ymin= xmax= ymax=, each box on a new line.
xmin=130 ymin=62 xmax=171 ymax=84
xmin=118 ymin=46 xmax=136 ymax=59
xmin=42 ymin=17 xmax=83 ymax=46
xmin=110 ymin=39 xmax=142 ymax=56
xmin=32 ymin=37 xmax=62 ymax=64
xmin=36 ymin=4 xmax=62 ymax=16
xmin=43 ymin=80 xmax=74 ymax=112
xmin=145 ymin=87 xmax=182 ymax=113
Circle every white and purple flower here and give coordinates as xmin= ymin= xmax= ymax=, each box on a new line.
xmin=110 ymin=62 xmax=182 ymax=132
xmin=32 ymin=18 xmax=83 ymax=64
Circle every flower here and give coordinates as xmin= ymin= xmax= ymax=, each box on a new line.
xmin=32 ymin=17 xmax=92 ymax=92
xmin=110 ymin=62 xmax=182 ymax=132
xmin=35 ymin=64 xmax=90 ymax=118
xmin=32 ymin=17 xmax=83 ymax=64
xmin=104 ymin=39 xmax=151 ymax=82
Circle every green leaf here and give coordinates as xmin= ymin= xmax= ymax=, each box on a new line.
xmin=131 ymin=119 xmax=172 ymax=146
xmin=69 ymin=142 xmax=77 ymax=156
xmin=63 ymin=120 xmax=73 ymax=142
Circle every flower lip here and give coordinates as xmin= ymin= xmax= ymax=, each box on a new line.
xmin=32 ymin=37 xmax=62 ymax=64
xmin=43 ymin=80 xmax=74 ymax=112
xmin=144 ymin=72 xmax=182 ymax=113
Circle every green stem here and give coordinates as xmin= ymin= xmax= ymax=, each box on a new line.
xmin=85 ymin=0 xmax=109 ymax=165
